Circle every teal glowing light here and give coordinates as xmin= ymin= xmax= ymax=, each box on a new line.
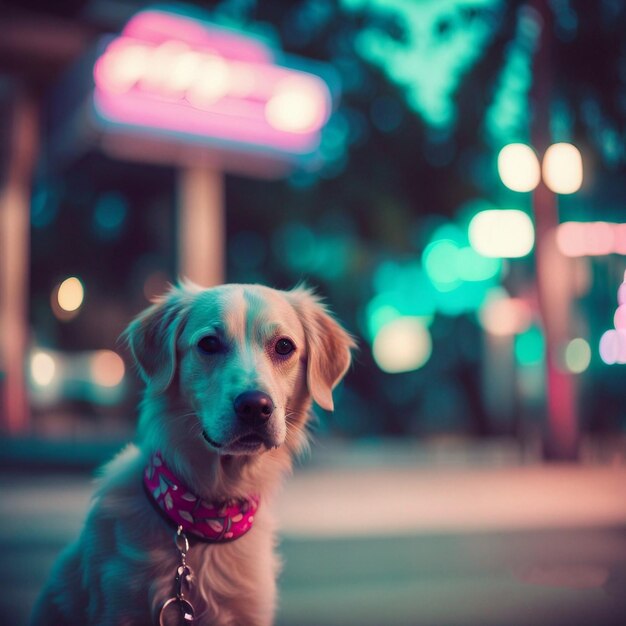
xmin=369 ymin=217 xmax=501 ymax=342
xmin=366 ymin=263 xmax=435 ymax=340
xmin=422 ymin=221 xmax=501 ymax=293
xmin=93 ymin=192 xmax=128 ymax=238
xmin=515 ymin=325 xmax=545 ymax=366
xmin=484 ymin=6 xmax=539 ymax=144
xmin=274 ymin=223 xmax=317 ymax=272
xmin=423 ymin=239 xmax=462 ymax=292
xmin=365 ymin=293 xmax=434 ymax=341
xmin=366 ymin=299 xmax=402 ymax=339
xmin=31 ymin=188 xmax=59 ymax=228
xmin=456 ymin=246 xmax=501 ymax=281
xmin=430 ymin=223 xmax=466 ymax=245
xmin=273 ymin=223 xmax=352 ymax=280
xmin=343 ymin=0 xmax=502 ymax=128
xmin=433 ymin=278 xmax=492 ymax=316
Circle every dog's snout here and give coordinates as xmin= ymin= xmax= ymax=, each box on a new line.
xmin=234 ymin=391 xmax=275 ymax=424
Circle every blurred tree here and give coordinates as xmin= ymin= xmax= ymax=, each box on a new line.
xmin=217 ymin=0 xmax=626 ymax=437
xmin=17 ymin=0 xmax=626 ymax=436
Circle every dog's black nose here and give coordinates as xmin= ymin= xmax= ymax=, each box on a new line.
xmin=234 ymin=391 xmax=274 ymax=424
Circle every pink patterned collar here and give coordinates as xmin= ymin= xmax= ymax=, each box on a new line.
xmin=144 ymin=452 xmax=259 ymax=542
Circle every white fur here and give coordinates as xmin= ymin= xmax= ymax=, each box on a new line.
xmin=31 ymin=283 xmax=354 ymax=626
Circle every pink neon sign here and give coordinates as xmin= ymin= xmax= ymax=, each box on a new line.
xmin=93 ymin=10 xmax=333 ymax=156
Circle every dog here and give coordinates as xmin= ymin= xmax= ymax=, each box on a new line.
xmin=31 ymin=282 xmax=354 ymax=626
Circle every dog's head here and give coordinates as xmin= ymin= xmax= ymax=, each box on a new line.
xmin=124 ymin=282 xmax=354 ymax=457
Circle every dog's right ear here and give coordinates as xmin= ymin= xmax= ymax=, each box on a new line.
xmin=122 ymin=285 xmax=192 ymax=393
xmin=288 ymin=286 xmax=356 ymax=411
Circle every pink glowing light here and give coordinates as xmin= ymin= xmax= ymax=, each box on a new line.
xmin=587 ymin=222 xmax=614 ymax=256
xmin=478 ymin=296 xmax=532 ymax=336
xmin=93 ymin=10 xmax=332 ymax=156
xmin=614 ymin=304 xmax=626 ymax=330
xmin=555 ymin=222 xmax=583 ymax=257
xmin=122 ymin=10 xmax=272 ymax=62
xmin=599 ymin=329 xmax=626 ymax=365
xmin=614 ymin=225 xmax=626 ymax=255
xmin=555 ymin=221 xmax=626 ymax=257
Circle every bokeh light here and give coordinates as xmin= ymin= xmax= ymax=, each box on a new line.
xmin=564 ymin=338 xmax=591 ymax=373
xmin=615 ymin=225 xmax=626 ymax=255
xmin=618 ymin=274 xmax=626 ymax=305
xmin=372 ymin=317 xmax=432 ymax=374
xmin=556 ymin=221 xmax=625 ymax=257
xmin=497 ymin=143 xmax=540 ymax=192
xmin=95 ymin=41 xmax=149 ymax=94
xmin=57 ymin=277 xmax=84 ymax=312
xmin=365 ymin=298 xmax=402 ymax=340
xmin=614 ymin=304 xmax=626 ymax=330
xmin=93 ymin=192 xmax=128 ymax=239
xmin=455 ymin=246 xmax=501 ymax=282
xmin=599 ymin=329 xmax=626 ymax=365
xmin=514 ymin=326 xmax=545 ymax=366
xmin=30 ymin=351 xmax=57 ymax=387
xmin=478 ymin=293 xmax=532 ymax=336
xmin=90 ymin=350 xmax=126 ymax=387
xmin=265 ymin=78 xmax=328 ymax=133
xmin=365 ymin=291 xmax=434 ymax=342
xmin=542 ymin=142 xmax=583 ymax=194
xmin=273 ymin=222 xmax=352 ymax=280
xmin=423 ymin=239 xmax=462 ymax=292
xmin=420 ymin=222 xmax=501 ymax=292
xmin=468 ymin=209 xmax=535 ymax=258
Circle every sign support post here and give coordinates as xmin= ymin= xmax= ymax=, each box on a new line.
xmin=178 ymin=166 xmax=224 ymax=287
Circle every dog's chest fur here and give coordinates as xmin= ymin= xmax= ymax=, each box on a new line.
xmin=78 ymin=445 xmax=279 ymax=626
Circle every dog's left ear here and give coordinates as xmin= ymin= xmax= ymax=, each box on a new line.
xmin=122 ymin=284 xmax=192 ymax=393
xmin=289 ymin=287 xmax=356 ymax=411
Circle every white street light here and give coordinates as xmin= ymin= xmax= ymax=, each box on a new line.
xmin=497 ymin=143 xmax=541 ymax=192
xmin=498 ymin=141 xmax=583 ymax=195
xmin=542 ymin=142 xmax=583 ymax=194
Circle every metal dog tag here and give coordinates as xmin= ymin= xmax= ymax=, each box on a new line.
xmin=159 ymin=596 xmax=195 ymax=625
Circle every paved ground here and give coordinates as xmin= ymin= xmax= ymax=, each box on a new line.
xmin=2 ymin=440 xmax=626 ymax=625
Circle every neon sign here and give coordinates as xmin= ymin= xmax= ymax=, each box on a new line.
xmin=93 ymin=9 xmax=334 ymax=157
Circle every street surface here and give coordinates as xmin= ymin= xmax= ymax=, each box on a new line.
xmin=1 ymin=440 xmax=625 ymax=625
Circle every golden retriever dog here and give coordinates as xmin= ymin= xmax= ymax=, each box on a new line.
xmin=31 ymin=282 xmax=354 ymax=626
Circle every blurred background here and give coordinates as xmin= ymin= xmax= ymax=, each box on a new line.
xmin=1 ymin=0 xmax=626 ymax=624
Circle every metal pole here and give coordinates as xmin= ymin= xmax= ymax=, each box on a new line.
xmin=0 ymin=91 xmax=37 ymax=433
xmin=530 ymin=0 xmax=578 ymax=458
xmin=177 ymin=166 xmax=225 ymax=287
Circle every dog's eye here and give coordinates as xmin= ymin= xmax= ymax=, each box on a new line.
xmin=275 ymin=338 xmax=295 ymax=356
xmin=197 ymin=335 xmax=223 ymax=354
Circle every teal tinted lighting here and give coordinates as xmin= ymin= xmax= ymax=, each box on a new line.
xmin=455 ymin=246 xmax=501 ymax=281
xmin=345 ymin=0 xmax=502 ymax=128
xmin=93 ymin=192 xmax=127 ymax=238
xmin=515 ymin=325 xmax=545 ymax=366
xmin=423 ymin=239 xmax=462 ymax=292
